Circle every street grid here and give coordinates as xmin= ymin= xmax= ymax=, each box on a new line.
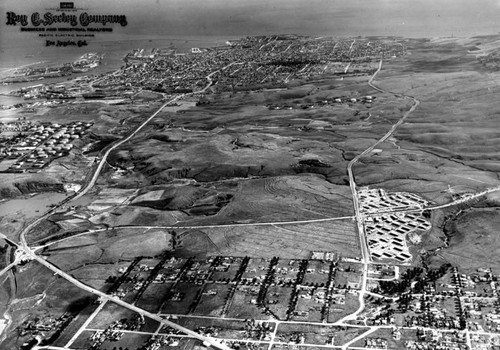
xmin=3 ymin=45 xmax=500 ymax=350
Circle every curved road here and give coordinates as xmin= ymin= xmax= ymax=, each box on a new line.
xmin=10 ymin=56 xmax=500 ymax=348
xmin=341 ymin=59 xmax=421 ymax=324
xmin=16 ymin=71 xmax=232 ymax=350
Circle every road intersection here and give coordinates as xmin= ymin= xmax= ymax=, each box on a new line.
xmin=4 ymin=58 xmax=500 ymax=350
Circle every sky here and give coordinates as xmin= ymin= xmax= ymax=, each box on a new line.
xmin=2 ymin=0 xmax=500 ymax=46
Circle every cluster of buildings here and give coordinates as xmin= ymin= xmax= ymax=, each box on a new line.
xmin=226 ymin=340 xmax=266 ymax=350
xmin=71 ymin=35 xmax=405 ymax=100
xmin=72 ymin=53 xmax=103 ymax=72
xmin=5 ymin=36 xmax=405 ymax=105
xmin=46 ymin=255 xmax=500 ymax=350
xmin=9 ymin=75 xmax=101 ymax=101
xmin=110 ymin=260 xmax=161 ymax=299
xmin=358 ymin=187 xmax=432 ymax=262
xmin=365 ymin=336 xmax=389 ymax=348
xmin=89 ymin=314 xmax=145 ymax=349
xmin=405 ymin=329 xmax=468 ymax=350
xmin=208 ymin=37 xmax=398 ymax=92
xmin=360 ymin=265 xmax=500 ymax=349
xmin=0 ymin=121 xmax=93 ymax=173
xmin=241 ymin=320 xmax=273 ymax=341
xmin=266 ymin=95 xmax=376 ymax=110
xmin=143 ymin=335 xmax=180 ymax=350
xmin=365 ymin=212 xmax=431 ymax=262
xmin=18 ymin=313 xmax=72 ymax=340
xmin=124 ymin=47 xmax=175 ymax=63
xmin=0 ymin=97 xmax=67 ymax=110
xmin=101 ymin=254 xmax=359 ymax=324
xmin=1 ymin=53 xmax=103 ymax=84
xmin=359 ymin=187 xmax=429 ymax=214
xmin=0 ymin=117 xmax=31 ymax=132
xmin=275 ymin=331 xmax=306 ymax=344
xmin=454 ymin=269 xmax=500 ymax=334
xmin=470 ymin=333 xmax=500 ymax=350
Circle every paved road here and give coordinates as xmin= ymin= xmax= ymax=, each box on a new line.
xmin=0 ymin=262 xmax=17 ymax=279
xmin=115 ymin=215 xmax=355 ymax=229
xmin=348 ymin=40 xmax=356 ymax=54
xmin=427 ymin=185 xmax=500 ymax=210
xmin=36 ymin=216 xmax=356 ymax=252
xmin=12 ymin=54 xmax=499 ymax=350
xmin=16 ymin=72 xmax=232 ymax=350
xmin=341 ymin=327 xmax=377 ymax=350
xmin=64 ymin=300 xmax=108 ymax=348
xmin=83 ymin=327 xmax=346 ymax=349
xmin=17 ymin=240 xmax=230 ymax=350
xmin=340 ymin=59 xmax=421 ymax=324
xmin=23 ymin=252 xmax=229 ymax=350
xmin=71 ymin=94 xmax=184 ymax=203
xmin=0 ymin=234 xmax=22 ymax=278
xmin=364 ymin=184 xmax=500 ymax=218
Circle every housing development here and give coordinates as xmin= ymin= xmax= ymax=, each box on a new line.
xmin=2 ymin=16 xmax=500 ymax=350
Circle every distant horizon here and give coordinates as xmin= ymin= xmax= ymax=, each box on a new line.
xmin=2 ymin=0 xmax=500 ymax=50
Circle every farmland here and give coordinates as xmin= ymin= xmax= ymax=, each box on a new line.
xmin=3 ymin=33 xmax=500 ymax=350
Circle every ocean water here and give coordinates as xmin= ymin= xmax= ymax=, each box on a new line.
xmin=2 ymin=0 xmax=500 ymax=104
xmin=0 ymin=35 xmax=235 ymax=105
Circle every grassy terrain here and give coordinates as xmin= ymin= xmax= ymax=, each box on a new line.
xmin=5 ymin=35 xmax=500 ymax=349
xmin=174 ymin=220 xmax=358 ymax=259
xmin=437 ymin=207 xmax=500 ymax=272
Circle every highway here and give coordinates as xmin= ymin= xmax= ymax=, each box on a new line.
xmin=18 ymin=93 xmax=185 ymax=249
xmin=0 ymin=233 xmax=22 ymax=279
xmin=14 ymin=70 xmax=234 ymax=350
xmin=20 ymin=63 xmax=222 ymax=248
xmin=0 ymin=262 xmax=17 ymax=279
xmin=23 ymin=251 xmax=231 ymax=350
xmin=103 ymin=215 xmax=355 ymax=230
xmin=7 ymin=51 xmax=500 ymax=350
xmin=71 ymin=62 xmax=222 ymax=205
xmin=71 ymin=94 xmax=184 ymax=203
xmin=341 ymin=59 xmax=421 ymax=324
xmin=37 ymin=319 xmax=490 ymax=350
xmin=36 ymin=215 xmax=356 ymax=250
xmin=335 ymin=54 xmax=499 ymax=331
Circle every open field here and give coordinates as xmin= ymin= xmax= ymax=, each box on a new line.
xmin=136 ymin=282 xmax=175 ymax=313
xmin=172 ymin=220 xmax=358 ymax=259
xmin=437 ymin=207 xmax=500 ymax=272
xmin=39 ymin=227 xmax=172 ymax=271
xmin=159 ymin=282 xmax=204 ymax=315
xmin=226 ymin=285 xmax=268 ymax=319
xmin=102 ymin=174 xmax=355 ymax=225
xmin=0 ymin=262 xmax=94 ymax=350
xmin=4 ymin=34 xmax=500 ymax=350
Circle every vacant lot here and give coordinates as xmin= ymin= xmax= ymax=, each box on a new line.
xmin=276 ymin=323 xmax=368 ymax=346
xmin=174 ymin=219 xmax=359 ymax=259
xmin=438 ymin=208 xmax=500 ymax=272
